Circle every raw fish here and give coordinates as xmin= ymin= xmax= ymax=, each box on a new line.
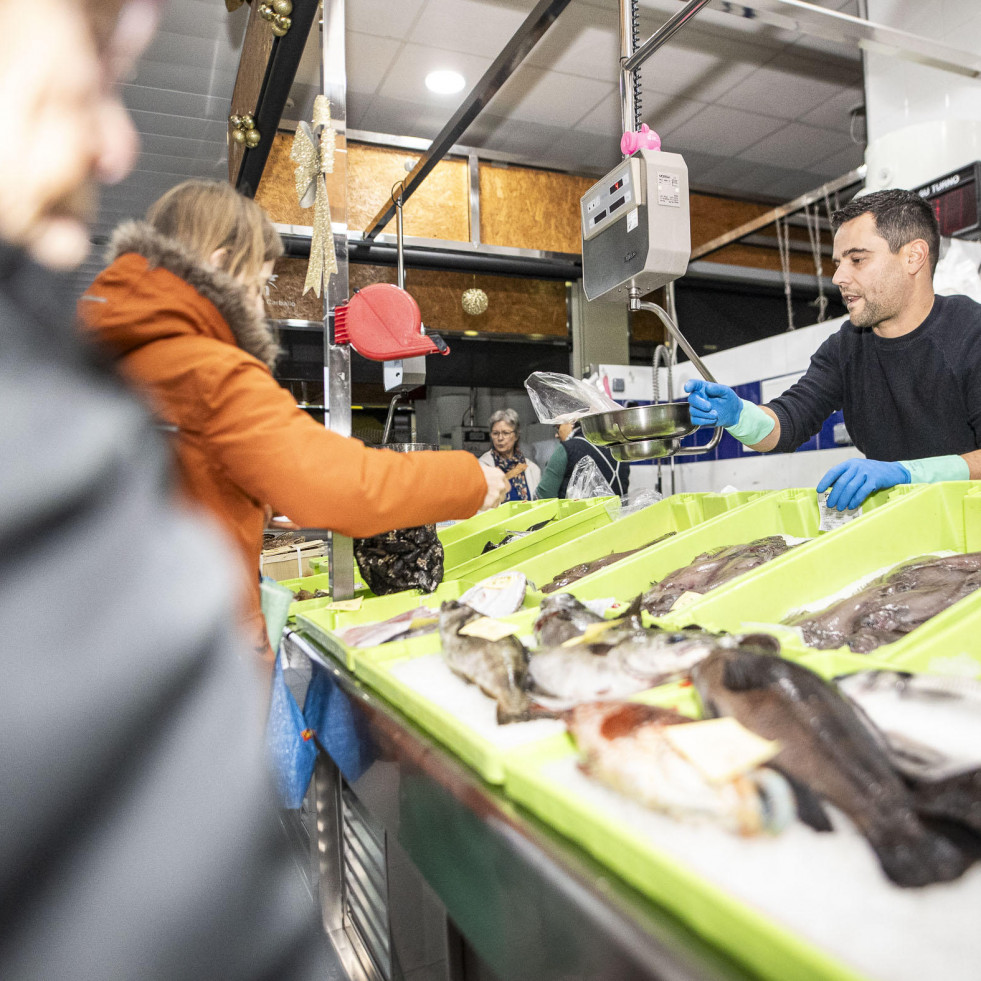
xmin=565 ymin=701 xmax=794 ymax=835
xmin=642 ymin=536 xmax=797 ymax=615
xmin=693 ymin=650 xmax=969 ymax=887
xmin=540 ymin=533 xmax=676 ymax=593
xmin=338 ymin=606 xmax=440 ymax=648
xmin=534 ymin=592 xmax=607 ymax=647
xmin=788 ymin=553 xmax=981 ymax=652
xmin=438 ymin=601 xmax=532 ymax=724
xmin=459 ymin=571 xmax=528 ymax=618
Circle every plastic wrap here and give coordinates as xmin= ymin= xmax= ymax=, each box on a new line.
xmin=567 ymin=456 xmax=616 ymax=500
xmin=525 ymin=371 xmax=622 ymax=424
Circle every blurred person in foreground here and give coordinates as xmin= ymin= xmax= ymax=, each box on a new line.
xmin=0 ymin=1 xmax=330 ymax=978
xmin=685 ymin=190 xmax=981 ymax=510
xmin=80 ymin=179 xmax=507 ymax=664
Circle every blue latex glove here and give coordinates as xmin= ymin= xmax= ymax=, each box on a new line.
xmin=684 ymin=379 xmax=743 ymax=428
xmin=817 ymin=459 xmax=910 ymax=511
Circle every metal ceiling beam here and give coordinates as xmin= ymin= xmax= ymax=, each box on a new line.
xmin=233 ymin=0 xmax=320 ymax=196
xmin=623 ymin=0 xmax=714 ymax=73
xmin=361 ymin=0 xmax=574 ymax=242
xmin=690 ymin=166 xmax=866 ymax=261
xmin=717 ymin=0 xmax=981 ymax=79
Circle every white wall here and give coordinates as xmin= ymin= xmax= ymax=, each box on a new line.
xmin=864 ymin=0 xmax=981 ymax=190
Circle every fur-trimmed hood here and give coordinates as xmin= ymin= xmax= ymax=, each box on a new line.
xmin=105 ymin=221 xmax=280 ymax=369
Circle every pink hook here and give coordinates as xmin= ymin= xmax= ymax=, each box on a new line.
xmin=620 ymin=124 xmax=662 ymax=156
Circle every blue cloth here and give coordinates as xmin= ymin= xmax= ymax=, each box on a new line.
xmin=303 ymin=661 xmax=373 ymax=782
xmin=265 ymin=652 xmax=317 ymax=809
xmin=817 ymin=458 xmax=910 ymax=511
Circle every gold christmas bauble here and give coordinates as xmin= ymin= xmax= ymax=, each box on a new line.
xmin=232 ymin=128 xmax=246 ymax=145
xmin=462 ymin=288 xmax=489 ymax=316
xmin=259 ymin=4 xmax=275 ymax=20
xmin=241 ymin=113 xmax=255 ymax=129
xmin=272 ymin=15 xmax=291 ymax=33
xmin=245 ymin=129 xmax=262 ymax=148
xmin=272 ymin=0 xmax=293 ymax=14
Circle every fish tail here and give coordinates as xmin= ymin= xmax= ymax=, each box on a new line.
xmin=866 ymin=820 xmax=970 ymax=887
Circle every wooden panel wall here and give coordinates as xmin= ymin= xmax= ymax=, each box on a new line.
xmin=256 ymin=136 xmax=470 ymax=240
xmin=255 ymin=137 xmax=831 ymax=324
xmin=349 ymin=264 xmax=567 ymax=338
xmin=479 ymin=164 xmax=594 ymax=254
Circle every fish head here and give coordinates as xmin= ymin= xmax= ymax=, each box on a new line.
xmin=439 ymin=600 xmax=478 ymax=635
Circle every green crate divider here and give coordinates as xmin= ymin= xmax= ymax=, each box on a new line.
xmin=695 ymin=489 xmax=771 ymax=520
xmin=296 ymin=580 xmax=476 ymax=669
xmin=277 ymin=572 xmax=373 ymax=618
xmin=518 ymin=487 xmax=837 ymax=612
xmin=437 ymin=500 xmax=546 ymax=548
xmin=440 ymin=500 xmax=562 ymax=570
xmin=658 ymin=482 xmax=981 ymax=661
xmin=503 ymin=736 xmax=864 ymax=981
xmin=510 ymin=494 xmax=714 ymax=600
xmin=444 ymin=499 xmax=615 ymax=581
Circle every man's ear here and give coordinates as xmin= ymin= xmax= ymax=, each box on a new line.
xmin=904 ymin=238 xmax=930 ymax=276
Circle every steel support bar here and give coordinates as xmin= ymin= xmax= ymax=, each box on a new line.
xmin=690 ymin=166 xmax=866 ymax=261
xmin=321 ymin=0 xmax=355 ymax=600
xmin=622 ymin=0 xmax=713 ymax=73
xmin=362 ymin=0 xmax=574 ymax=241
xmin=729 ymin=0 xmax=981 ymax=79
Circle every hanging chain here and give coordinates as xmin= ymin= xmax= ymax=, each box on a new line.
xmin=630 ymin=0 xmax=643 ymax=130
xmin=775 ymin=215 xmax=795 ymax=331
xmin=804 ymin=203 xmax=828 ymax=322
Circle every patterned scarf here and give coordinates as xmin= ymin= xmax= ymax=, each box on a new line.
xmin=491 ymin=447 xmax=531 ymax=502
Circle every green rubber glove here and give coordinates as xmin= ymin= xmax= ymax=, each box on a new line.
xmin=899 ymin=455 xmax=970 ymax=484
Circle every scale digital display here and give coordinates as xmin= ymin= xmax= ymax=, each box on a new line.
xmin=610 ymin=178 xmax=624 ymax=194
xmin=914 ymin=162 xmax=981 ymax=239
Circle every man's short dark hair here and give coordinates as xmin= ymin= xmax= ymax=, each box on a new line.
xmin=831 ymin=188 xmax=940 ymax=275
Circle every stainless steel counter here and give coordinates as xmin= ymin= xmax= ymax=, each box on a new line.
xmin=284 ymin=629 xmax=758 ymax=981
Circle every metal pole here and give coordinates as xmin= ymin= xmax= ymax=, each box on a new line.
xmin=322 ymin=0 xmax=355 ymax=600
xmin=362 ymin=0 xmax=574 ymax=241
xmin=623 ymin=0 xmax=713 ymax=73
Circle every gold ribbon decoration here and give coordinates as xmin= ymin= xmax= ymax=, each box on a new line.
xmin=290 ymin=95 xmax=338 ymax=297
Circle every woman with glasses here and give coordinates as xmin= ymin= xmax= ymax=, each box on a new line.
xmin=479 ymin=408 xmax=541 ymax=501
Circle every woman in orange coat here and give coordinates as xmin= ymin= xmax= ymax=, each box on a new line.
xmin=81 ymin=180 xmax=506 ymax=663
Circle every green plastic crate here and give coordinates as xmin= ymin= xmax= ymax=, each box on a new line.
xmin=657 ymin=482 xmax=981 ymax=660
xmin=514 ymin=494 xmax=723 ymax=600
xmin=295 ymin=580 xmax=478 ymax=669
xmin=519 ymin=485 xmax=915 ymax=615
xmin=444 ymin=499 xmax=616 ymax=581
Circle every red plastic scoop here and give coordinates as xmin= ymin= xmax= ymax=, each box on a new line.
xmin=333 ymin=283 xmax=449 ymax=361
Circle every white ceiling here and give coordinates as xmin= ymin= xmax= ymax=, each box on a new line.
xmin=286 ymin=0 xmax=867 ymax=199
xmin=77 ymin=0 xmax=869 ymax=292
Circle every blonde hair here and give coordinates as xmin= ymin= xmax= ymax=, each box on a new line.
xmin=146 ymin=179 xmax=283 ymax=281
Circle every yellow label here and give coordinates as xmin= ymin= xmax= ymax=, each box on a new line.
xmin=408 ymin=616 xmax=439 ymax=631
xmin=326 ymin=597 xmax=363 ymax=612
xmin=560 ymin=620 xmax=618 ymax=647
xmin=670 ymin=590 xmax=704 ymax=612
xmin=458 ymin=617 xmax=520 ymax=641
xmin=488 ymin=574 xmax=518 ymax=589
xmin=663 ymin=717 xmax=781 ymax=784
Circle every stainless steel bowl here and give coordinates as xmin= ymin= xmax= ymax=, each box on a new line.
xmin=610 ymin=438 xmax=681 ymax=462
xmin=580 ymin=402 xmax=696 ymax=445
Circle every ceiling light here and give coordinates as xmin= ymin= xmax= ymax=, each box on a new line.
xmin=425 ymin=70 xmax=465 ymax=95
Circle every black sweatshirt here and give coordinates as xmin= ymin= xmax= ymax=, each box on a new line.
xmin=768 ymin=293 xmax=981 ymax=461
